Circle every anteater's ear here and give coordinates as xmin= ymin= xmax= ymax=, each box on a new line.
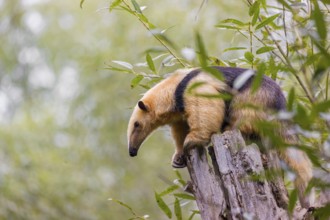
xmin=138 ymin=101 xmax=149 ymax=112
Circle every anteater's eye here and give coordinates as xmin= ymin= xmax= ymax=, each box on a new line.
xmin=134 ymin=121 xmax=140 ymax=128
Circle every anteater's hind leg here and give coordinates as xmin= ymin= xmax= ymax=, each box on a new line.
xmin=226 ymin=89 xmax=268 ymax=137
xmin=279 ymin=131 xmax=314 ymax=208
xmin=228 ymin=90 xmax=313 ymax=208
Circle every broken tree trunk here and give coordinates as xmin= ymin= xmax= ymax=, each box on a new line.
xmin=185 ymin=130 xmax=310 ymax=220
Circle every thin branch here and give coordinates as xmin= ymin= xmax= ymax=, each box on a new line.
xmin=121 ymin=0 xmax=187 ymax=68
xmin=249 ymin=23 xmax=254 ymax=69
xmin=326 ymin=72 xmax=329 ymax=101
xmin=322 ymin=2 xmax=330 ymax=13
xmin=195 ymin=0 xmax=208 ymax=21
xmin=252 ymin=33 xmax=287 ymax=64
xmin=282 ymin=4 xmax=289 ymax=57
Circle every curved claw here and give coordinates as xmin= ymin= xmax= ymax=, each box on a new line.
xmin=171 ymin=153 xmax=186 ymax=168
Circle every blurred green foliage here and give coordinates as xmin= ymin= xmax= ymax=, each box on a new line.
xmin=0 ymin=0 xmax=247 ymax=219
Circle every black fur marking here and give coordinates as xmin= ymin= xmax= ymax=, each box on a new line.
xmin=174 ymin=66 xmax=286 ymax=113
xmin=213 ymin=66 xmax=252 ymax=91
xmin=213 ymin=66 xmax=286 ymax=110
xmin=174 ymin=69 xmax=201 ymax=112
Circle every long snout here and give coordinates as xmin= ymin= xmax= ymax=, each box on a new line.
xmin=128 ymin=136 xmax=143 ymax=157
xmin=129 ymin=147 xmax=138 ymax=157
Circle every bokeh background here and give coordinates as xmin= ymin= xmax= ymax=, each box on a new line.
xmin=0 ymin=0 xmax=248 ymax=219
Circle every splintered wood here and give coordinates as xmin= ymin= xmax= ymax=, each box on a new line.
xmin=185 ymin=130 xmax=311 ymax=220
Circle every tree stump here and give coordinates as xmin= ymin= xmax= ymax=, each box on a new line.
xmin=185 ymin=130 xmax=310 ymax=220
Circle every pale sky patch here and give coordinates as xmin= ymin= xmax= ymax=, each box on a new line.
xmin=58 ymin=14 xmax=75 ymax=30
xmin=29 ymin=64 xmax=55 ymax=89
xmin=18 ymin=47 xmax=41 ymax=65
xmin=55 ymin=66 xmax=79 ymax=100
xmin=0 ymin=91 xmax=9 ymax=120
xmin=21 ymin=0 xmax=49 ymax=6
xmin=23 ymin=11 xmax=45 ymax=35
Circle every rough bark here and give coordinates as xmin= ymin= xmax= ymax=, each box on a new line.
xmin=185 ymin=146 xmax=227 ymax=220
xmin=185 ymin=130 xmax=311 ymax=220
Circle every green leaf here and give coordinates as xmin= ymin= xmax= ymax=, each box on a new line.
xmin=209 ymin=57 xmax=228 ymax=66
xmin=119 ymin=5 xmax=135 ymax=15
xmin=159 ymin=185 xmax=180 ymax=197
xmin=314 ymin=203 xmax=330 ymax=220
xmin=256 ymin=46 xmax=275 ymax=54
xmin=288 ymin=189 xmax=298 ymax=215
xmin=215 ymin=24 xmax=242 ymax=30
xmin=287 ymin=88 xmax=295 ymax=111
xmin=174 ymin=198 xmax=182 ymax=220
xmin=273 ymin=0 xmax=293 ymax=11
xmin=195 ymin=32 xmax=208 ymax=67
xmin=204 ymin=66 xmax=225 ymax=82
xmin=146 ymin=53 xmax=156 ymax=73
xmin=255 ymin=13 xmax=280 ymax=30
xmin=174 ymin=170 xmax=187 ymax=187
xmin=294 ymin=104 xmax=310 ymax=129
xmin=139 ymin=84 xmax=150 ymax=90
xmin=80 ymin=0 xmax=85 ymax=8
xmin=304 ymin=54 xmax=321 ymax=68
xmin=144 ymin=47 xmax=167 ymax=54
xmin=223 ymin=47 xmax=247 ymax=52
xmin=256 ymin=121 xmax=284 ymax=146
xmin=298 ymin=145 xmax=323 ymax=168
xmin=313 ymin=1 xmax=327 ymax=42
xmin=250 ymin=1 xmax=260 ymax=26
xmin=219 ymin=18 xmax=247 ymax=26
xmin=312 ymin=100 xmax=330 ymax=116
xmin=244 ymin=51 xmax=254 ymax=63
xmin=105 ymin=66 xmax=132 ymax=73
xmin=112 ymin=60 xmax=133 ymax=69
xmin=252 ymin=7 xmax=260 ymax=26
xmin=130 ymin=75 xmax=144 ymax=88
xmin=259 ymin=0 xmax=267 ymax=10
xmin=313 ymin=65 xmax=327 ymax=83
xmin=187 ymin=82 xmax=206 ymax=94
xmin=268 ymin=56 xmax=278 ymax=80
xmin=216 ymin=18 xmax=248 ymax=31
xmin=174 ymin=193 xmax=195 ymax=200
xmin=131 ymin=0 xmax=142 ymax=13
xmin=137 ymin=13 xmax=156 ymax=29
xmin=152 ymin=30 xmax=176 ymax=48
xmin=109 ymin=0 xmax=122 ymax=12
xmin=108 ymin=198 xmax=137 ymax=217
xmin=188 ymin=210 xmax=200 ymax=220
xmin=174 ymin=170 xmax=186 ymax=185
xmin=251 ymin=63 xmax=265 ymax=93
xmin=249 ymin=1 xmax=260 ymax=16
xmin=155 ymin=192 xmax=172 ymax=218
xmin=311 ymin=38 xmax=330 ymax=61
xmin=174 ymin=169 xmax=183 ymax=181
xmin=195 ymin=93 xmax=233 ymax=100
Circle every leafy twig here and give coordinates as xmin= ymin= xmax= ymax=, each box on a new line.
xmin=326 ymin=73 xmax=329 ymax=100
xmin=246 ymin=0 xmax=315 ymax=103
xmin=248 ymin=23 xmax=254 ymax=69
xmin=108 ymin=198 xmax=149 ymax=219
xmin=121 ymin=0 xmax=186 ymax=67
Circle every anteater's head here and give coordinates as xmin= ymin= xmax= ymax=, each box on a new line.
xmin=127 ymin=100 xmax=157 ymax=157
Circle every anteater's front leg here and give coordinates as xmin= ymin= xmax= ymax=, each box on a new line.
xmin=183 ymin=94 xmax=225 ymax=152
xmin=171 ymin=121 xmax=189 ymax=168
